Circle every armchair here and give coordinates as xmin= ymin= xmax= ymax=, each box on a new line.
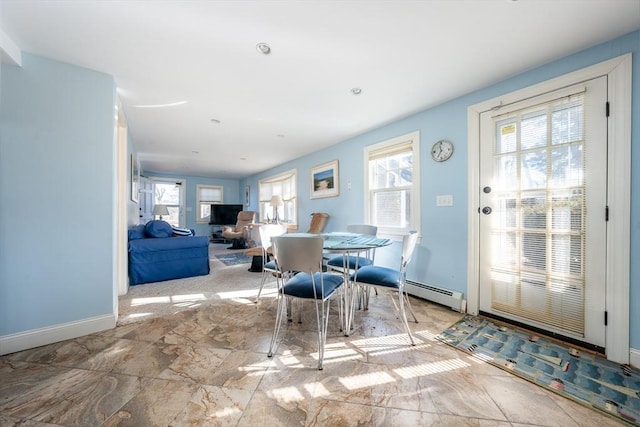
xmin=221 ymin=211 xmax=256 ymax=249
xmin=307 ymin=212 xmax=329 ymax=233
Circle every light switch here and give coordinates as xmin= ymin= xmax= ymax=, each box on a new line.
xmin=436 ymin=195 xmax=454 ymax=207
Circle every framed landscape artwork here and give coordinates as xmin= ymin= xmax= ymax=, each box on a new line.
xmin=310 ymin=160 xmax=339 ymax=199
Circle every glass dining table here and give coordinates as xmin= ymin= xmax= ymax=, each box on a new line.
xmin=281 ymin=232 xmax=392 ymax=335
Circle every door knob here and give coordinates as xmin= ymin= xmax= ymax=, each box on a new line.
xmin=482 ymin=206 xmax=492 ymax=215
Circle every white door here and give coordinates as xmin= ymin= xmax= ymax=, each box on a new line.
xmin=479 ymin=76 xmax=607 ymax=348
xmin=152 ymin=179 xmax=185 ymax=227
xmin=138 ymin=177 xmax=153 ymax=224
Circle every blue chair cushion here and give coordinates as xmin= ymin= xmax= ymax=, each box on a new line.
xmin=351 ymin=266 xmax=400 ymax=289
xmin=327 ymin=255 xmax=373 ymax=270
xmin=282 ymin=272 xmax=344 ymax=299
xmin=145 ymin=220 xmax=174 ymax=238
xmin=264 ymin=260 xmax=278 ymax=270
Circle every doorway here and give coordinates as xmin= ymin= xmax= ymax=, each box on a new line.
xmin=478 ymin=78 xmax=606 ymax=349
xmin=467 ymin=54 xmax=631 ymax=363
xmin=150 ymin=178 xmax=186 ymax=227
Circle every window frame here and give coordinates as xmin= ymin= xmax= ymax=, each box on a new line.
xmin=258 ymin=169 xmax=297 ymax=225
xmin=196 ymin=184 xmax=224 ymax=223
xmin=364 ymin=131 xmax=421 ymax=240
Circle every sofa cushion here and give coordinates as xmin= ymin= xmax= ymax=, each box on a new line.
xmin=128 ymin=224 xmax=147 ymax=241
xmin=172 ymin=226 xmax=194 ymax=236
xmin=145 ymin=220 xmax=173 ymax=238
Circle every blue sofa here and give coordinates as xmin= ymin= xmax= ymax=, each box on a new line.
xmin=128 ymin=220 xmax=210 ymax=285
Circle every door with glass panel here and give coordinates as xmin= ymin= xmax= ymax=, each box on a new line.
xmin=479 ymin=77 xmax=607 ymax=348
xmin=153 ymin=180 xmax=184 ymax=227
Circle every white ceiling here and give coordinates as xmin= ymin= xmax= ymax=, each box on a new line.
xmin=2 ymin=1 xmax=639 ymax=179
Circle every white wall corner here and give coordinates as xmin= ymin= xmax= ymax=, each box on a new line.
xmin=0 ymin=314 xmax=116 ymax=356
xmin=0 ymin=26 xmax=22 ymax=66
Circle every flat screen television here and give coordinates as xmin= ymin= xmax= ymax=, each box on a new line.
xmin=209 ymin=204 xmax=243 ymax=225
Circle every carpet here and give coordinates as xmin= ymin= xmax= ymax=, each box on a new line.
xmin=437 ymin=314 xmax=640 ymax=425
xmin=215 ymin=252 xmax=253 ymax=266
xmin=118 ymin=244 xmax=269 ymax=326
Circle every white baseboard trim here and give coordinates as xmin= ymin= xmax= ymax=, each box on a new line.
xmin=630 ymin=347 xmax=640 ymax=369
xmin=0 ymin=314 xmax=116 ymax=356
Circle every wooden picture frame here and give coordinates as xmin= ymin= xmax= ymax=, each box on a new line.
xmin=130 ymin=153 xmax=140 ymax=203
xmin=310 ymin=160 xmax=339 ymax=199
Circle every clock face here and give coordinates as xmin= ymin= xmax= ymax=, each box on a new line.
xmin=431 ymin=140 xmax=454 ymax=162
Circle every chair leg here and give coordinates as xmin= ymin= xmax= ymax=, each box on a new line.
xmin=286 ymin=297 xmax=293 ymax=322
xmin=397 ymin=289 xmax=416 ymax=346
xmin=297 ymin=299 xmax=303 ymax=323
xmin=267 ymin=292 xmax=286 ymax=358
xmin=403 ymin=291 xmax=418 ymax=323
xmin=314 ymin=297 xmax=331 ymax=370
xmin=255 ymin=270 xmax=268 ymax=303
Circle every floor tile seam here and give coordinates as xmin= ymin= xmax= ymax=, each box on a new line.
xmin=475 ymin=375 xmax=532 ymax=426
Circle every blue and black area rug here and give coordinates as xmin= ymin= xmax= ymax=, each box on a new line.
xmin=215 ymin=253 xmax=252 ymax=266
xmin=437 ymin=314 xmax=640 ymax=425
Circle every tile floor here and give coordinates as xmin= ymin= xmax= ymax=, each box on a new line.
xmin=0 ymin=283 xmax=627 ymax=426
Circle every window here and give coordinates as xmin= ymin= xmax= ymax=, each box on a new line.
xmin=196 ymin=185 xmax=223 ymax=223
xmin=259 ymin=169 xmax=297 ymax=224
xmin=365 ymin=131 xmax=420 ymax=238
xmin=153 ymin=179 xmax=185 ymax=227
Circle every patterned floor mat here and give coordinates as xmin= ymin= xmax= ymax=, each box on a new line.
xmin=437 ymin=314 xmax=640 ymax=425
xmin=214 ymin=253 xmax=252 ymax=266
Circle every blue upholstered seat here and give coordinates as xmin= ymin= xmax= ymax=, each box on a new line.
xmin=350 ymin=265 xmax=399 ymax=288
xmin=282 ymin=272 xmax=343 ymax=299
xmin=327 ymin=255 xmax=374 ymax=270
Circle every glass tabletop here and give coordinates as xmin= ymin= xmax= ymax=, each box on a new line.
xmin=282 ymin=232 xmax=392 ymax=250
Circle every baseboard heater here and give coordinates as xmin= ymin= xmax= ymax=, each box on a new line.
xmin=405 ymin=280 xmax=464 ymax=312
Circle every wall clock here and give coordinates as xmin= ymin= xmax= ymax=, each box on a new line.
xmin=431 ymin=139 xmax=454 ymax=162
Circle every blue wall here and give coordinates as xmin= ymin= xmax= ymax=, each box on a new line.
xmin=242 ymin=31 xmax=640 ymax=349
xmin=0 ymin=31 xmax=636 ymax=354
xmin=0 ymin=54 xmax=116 ymax=336
xmin=143 ymin=172 xmax=241 ymax=237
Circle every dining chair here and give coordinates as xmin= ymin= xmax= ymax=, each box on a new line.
xmin=350 ymin=230 xmax=419 ymax=345
xmin=326 ymin=224 xmax=379 ymax=311
xmin=326 ymin=224 xmax=378 ymax=273
xmin=267 ymin=235 xmax=344 ymax=370
xmin=255 ymin=223 xmax=288 ymax=303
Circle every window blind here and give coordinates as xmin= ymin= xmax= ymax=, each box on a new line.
xmin=490 ymin=92 xmax=587 ymax=335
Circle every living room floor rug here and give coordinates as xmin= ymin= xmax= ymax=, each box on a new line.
xmin=437 ymin=314 xmax=640 ymax=426
xmin=214 ymin=252 xmax=253 ymax=266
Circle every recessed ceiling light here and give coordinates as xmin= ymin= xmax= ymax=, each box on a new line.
xmin=351 ymin=87 xmax=362 ymax=95
xmin=256 ymin=42 xmax=271 ymax=55
xmin=210 ymin=118 xmax=221 ymax=123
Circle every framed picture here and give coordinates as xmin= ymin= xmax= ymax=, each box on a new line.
xmin=310 ymin=160 xmax=339 ymax=199
xmin=130 ymin=153 xmax=140 ymax=203
xmin=244 ymin=185 xmax=250 ymax=206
